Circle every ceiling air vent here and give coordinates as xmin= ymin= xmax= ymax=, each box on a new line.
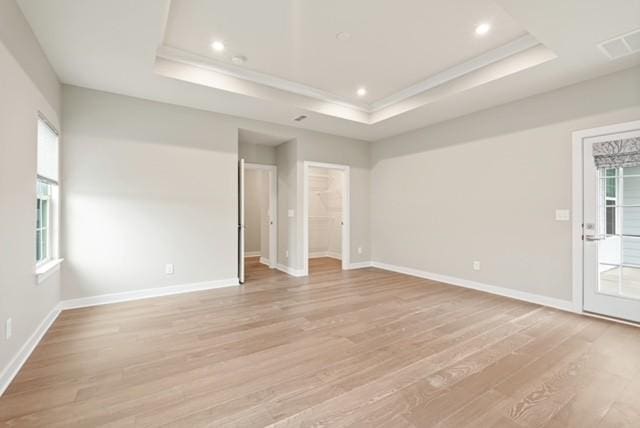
xmin=293 ymin=115 xmax=307 ymax=122
xmin=599 ymin=28 xmax=640 ymax=59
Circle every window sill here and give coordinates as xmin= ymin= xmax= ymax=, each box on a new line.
xmin=36 ymin=258 xmax=63 ymax=284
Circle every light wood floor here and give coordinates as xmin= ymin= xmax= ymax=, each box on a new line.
xmin=1 ymin=257 xmax=639 ymax=427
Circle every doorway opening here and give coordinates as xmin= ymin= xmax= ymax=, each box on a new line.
xmin=239 ymin=162 xmax=277 ymax=283
xmin=303 ymin=161 xmax=350 ymax=276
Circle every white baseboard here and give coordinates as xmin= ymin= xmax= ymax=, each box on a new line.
xmin=276 ymin=264 xmax=306 ymax=277
xmin=348 ymin=261 xmax=373 ymax=270
xmin=244 ymin=251 xmax=261 ymax=258
xmin=0 ymin=305 xmax=61 ymax=396
xmin=59 ymin=278 xmax=240 ymax=310
xmin=371 ymin=261 xmax=575 ymax=312
xmin=259 ymin=257 xmax=270 ymax=266
xmin=309 ymin=251 xmax=342 ymax=260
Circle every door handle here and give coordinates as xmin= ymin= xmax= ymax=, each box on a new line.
xmin=584 ymin=235 xmax=607 ymax=241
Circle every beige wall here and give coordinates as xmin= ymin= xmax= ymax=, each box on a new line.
xmin=244 ymin=169 xmax=262 ymax=254
xmin=371 ymin=67 xmax=640 ymax=302
xmin=62 ymin=86 xmax=239 ymax=299
xmin=62 ymin=85 xmax=371 ymax=292
xmin=0 ymin=0 xmax=61 ymax=389
xmin=239 ymin=141 xmax=276 ymax=165
xmin=297 ymin=134 xmax=371 ymax=265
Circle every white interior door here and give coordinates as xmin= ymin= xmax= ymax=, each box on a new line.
xmin=583 ymin=128 xmax=640 ymax=323
xmin=238 ymin=158 xmax=245 ymax=284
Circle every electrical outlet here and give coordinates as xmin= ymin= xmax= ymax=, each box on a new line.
xmin=5 ymin=318 xmax=12 ymax=340
xmin=473 ymin=261 xmax=481 ymax=271
xmin=285 ymin=250 xmax=289 ymax=258
xmin=165 ymin=264 xmax=174 ymax=275
xmin=357 ymin=246 xmax=363 ymax=255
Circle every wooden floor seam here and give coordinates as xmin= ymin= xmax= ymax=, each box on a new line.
xmin=0 ymin=257 xmax=638 ymax=427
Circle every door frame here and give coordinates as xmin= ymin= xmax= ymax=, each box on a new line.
xmin=303 ymin=161 xmax=350 ymax=276
xmin=244 ymin=163 xmax=278 ymax=269
xmin=571 ymin=119 xmax=640 ymax=317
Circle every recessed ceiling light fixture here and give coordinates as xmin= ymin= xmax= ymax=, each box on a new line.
xmin=357 ymin=87 xmax=367 ymax=97
xmin=475 ymin=23 xmax=491 ymax=36
xmin=211 ymin=40 xmax=225 ymax=52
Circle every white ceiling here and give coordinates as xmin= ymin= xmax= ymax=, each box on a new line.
xmin=164 ymin=0 xmax=527 ymax=105
xmin=17 ymin=0 xmax=640 ymax=141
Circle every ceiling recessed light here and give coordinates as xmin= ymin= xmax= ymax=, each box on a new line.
xmin=336 ymin=32 xmax=352 ymax=41
xmin=357 ymin=87 xmax=367 ymax=97
xmin=475 ymin=23 xmax=491 ymax=36
xmin=211 ymin=40 xmax=225 ymax=52
xmin=231 ymin=55 xmax=247 ymax=65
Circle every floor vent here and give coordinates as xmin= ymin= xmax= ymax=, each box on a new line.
xmin=599 ymin=28 xmax=640 ymax=59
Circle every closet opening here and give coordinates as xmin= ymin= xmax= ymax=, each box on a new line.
xmin=302 ymin=161 xmax=350 ymax=276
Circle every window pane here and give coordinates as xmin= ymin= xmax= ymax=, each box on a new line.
xmin=36 ymin=230 xmax=42 ymax=262
xmin=606 ymin=207 xmax=616 ymax=235
xmin=624 ymin=176 xmax=640 ymax=206
xmin=606 ymin=177 xmax=616 ymax=198
xmin=41 ymin=199 xmax=48 ymax=228
xmin=605 ymin=168 xmax=617 ymax=177
xmin=623 ymin=166 xmax=640 ymax=177
xmin=36 ymin=199 xmax=42 ymax=228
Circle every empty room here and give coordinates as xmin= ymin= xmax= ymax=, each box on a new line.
xmin=1 ymin=0 xmax=640 ymax=426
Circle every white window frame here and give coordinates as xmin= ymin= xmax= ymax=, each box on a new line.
xmin=35 ymin=114 xmax=63 ymax=283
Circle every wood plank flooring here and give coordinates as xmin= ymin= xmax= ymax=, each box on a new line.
xmin=1 ymin=257 xmax=639 ymax=427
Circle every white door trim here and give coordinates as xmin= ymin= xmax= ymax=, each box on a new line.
xmin=245 ymin=163 xmax=278 ymax=269
xmin=571 ymin=120 xmax=640 ymax=316
xmin=303 ymin=161 xmax=350 ymax=276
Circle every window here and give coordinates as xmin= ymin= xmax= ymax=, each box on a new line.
xmin=604 ymin=168 xmax=617 ymax=235
xmin=36 ymin=116 xmax=59 ymax=268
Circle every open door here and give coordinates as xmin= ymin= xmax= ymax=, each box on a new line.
xmin=238 ymin=158 xmax=245 ymax=284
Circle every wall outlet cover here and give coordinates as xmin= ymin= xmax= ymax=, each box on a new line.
xmin=473 ymin=261 xmax=481 ymax=271
xmin=165 ymin=264 xmax=174 ymax=275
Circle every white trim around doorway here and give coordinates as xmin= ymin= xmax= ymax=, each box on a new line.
xmin=302 ymin=161 xmax=350 ymax=277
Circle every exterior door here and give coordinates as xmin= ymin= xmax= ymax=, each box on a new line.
xmin=582 ymin=127 xmax=640 ymax=323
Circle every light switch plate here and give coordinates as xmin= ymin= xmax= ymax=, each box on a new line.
xmin=287 ymin=209 xmax=294 ymax=218
xmin=555 ymin=209 xmax=570 ymax=221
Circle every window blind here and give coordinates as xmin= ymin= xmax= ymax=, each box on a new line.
xmin=593 ymin=137 xmax=640 ymax=169
xmin=37 ymin=116 xmax=59 ymax=184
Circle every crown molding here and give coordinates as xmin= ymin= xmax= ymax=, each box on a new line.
xmin=156 ymin=45 xmax=371 ymax=113
xmin=157 ymin=34 xmax=542 ymax=120
xmin=369 ymin=34 xmax=541 ymax=112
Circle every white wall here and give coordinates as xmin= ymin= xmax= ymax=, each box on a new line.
xmin=0 ymin=0 xmax=61 ymax=391
xmin=62 ymin=86 xmax=239 ymax=299
xmin=371 ymin=67 xmax=640 ymax=302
